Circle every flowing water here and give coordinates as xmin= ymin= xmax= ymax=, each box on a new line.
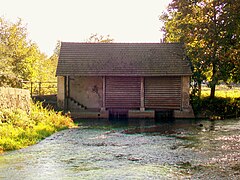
xmin=0 ymin=118 xmax=240 ymax=179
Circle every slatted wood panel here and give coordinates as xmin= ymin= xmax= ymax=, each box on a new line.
xmin=106 ymin=77 xmax=141 ymax=109
xmin=145 ymin=77 xmax=181 ymax=110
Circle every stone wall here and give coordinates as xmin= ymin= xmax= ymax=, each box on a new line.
xmin=57 ymin=76 xmax=103 ymax=110
xmin=0 ymin=87 xmax=31 ymax=112
xmin=70 ymin=76 xmax=103 ymax=109
xmin=181 ymin=76 xmax=191 ymax=109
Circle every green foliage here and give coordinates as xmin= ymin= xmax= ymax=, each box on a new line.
xmin=0 ymin=18 xmax=114 ymax=93
xmin=192 ymin=96 xmax=240 ymax=119
xmin=0 ymin=102 xmax=74 ymax=152
xmin=0 ymin=17 xmax=58 ymax=88
xmin=0 ymin=17 xmax=37 ymax=85
xmin=160 ymin=0 xmax=240 ymax=98
xmin=191 ymin=86 xmax=240 ymax=119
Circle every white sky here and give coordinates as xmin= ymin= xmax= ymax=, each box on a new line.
xmin=0 ymin=0 xmax=171 ymax=56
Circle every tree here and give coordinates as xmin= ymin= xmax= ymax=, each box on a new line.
xmin=0 ymin=17 xmax=59 ymax=89
xmin=0 ymin=17 xmax=44 ymax=87
xmin=160 ymin=0 xmax=240 ymax=98
xmin=86 ymin=33 xmax=114 ymax=43
xmin=43 ymin=41 xmax=61 ymax=82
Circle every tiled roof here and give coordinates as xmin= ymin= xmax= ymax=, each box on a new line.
xmin=56 ymin=42 xmax=192 ymax=76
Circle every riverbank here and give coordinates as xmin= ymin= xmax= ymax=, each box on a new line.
xmin=0 ymin=102 xmax=74 ymax=153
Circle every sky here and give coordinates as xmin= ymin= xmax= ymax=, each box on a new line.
xmin=0 ymin=0 xmax=171 ymax=56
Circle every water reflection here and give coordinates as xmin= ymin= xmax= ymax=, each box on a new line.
xmin=0 ymin=118 xmax=240 ymax=179
xmin=76 ymin=117 xmax=177 ymax=128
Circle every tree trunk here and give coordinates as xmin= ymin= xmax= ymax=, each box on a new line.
xmin=210 ymin=2 xmax=218 ymax=100
xmin=210 ymin=62 xmax=217 ymax=99
xmin=198 ymin=83 xmax=202 ymax=98
xmin=210 ymin=84 xmax=216 ymax=99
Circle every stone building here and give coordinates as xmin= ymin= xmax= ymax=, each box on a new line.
xmin=56 ymin=42 xmax=194 ymax=119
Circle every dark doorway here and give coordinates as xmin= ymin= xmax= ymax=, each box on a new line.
xmin=155 ymin=110 xmax=174 ymax=121
xmin=109 ymin=109 xmax=128 ymax=120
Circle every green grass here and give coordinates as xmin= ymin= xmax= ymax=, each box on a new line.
xmin=201 ymin=85 xmax=240 ymax=98
xmin=191 ymin=85 xmax=240 ymax=119
xmin=0 ymin=102 xmax=75 ymax=153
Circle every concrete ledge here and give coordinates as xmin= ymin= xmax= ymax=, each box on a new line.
xmin=128 ymin=110 xmax=155 ymax=119
xmin=70 ymin=111 xmax=109 ymax=119
xmin=70 ymin=108 xmax=195 ymax=119
xmin=174 ymin=107 xmax=195 ymax=119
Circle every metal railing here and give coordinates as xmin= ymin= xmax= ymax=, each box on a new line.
xmin=21 ymin=81 xmax=57 ymax=97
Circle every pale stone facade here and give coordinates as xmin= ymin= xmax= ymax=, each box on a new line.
xmin=69 ymin=76 xmax=103 ymax=109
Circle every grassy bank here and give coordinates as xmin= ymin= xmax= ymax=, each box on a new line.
xmin=201 ymin=85 xmax=240 ymax=98
xmin=191 ymin=86 xmax=240 ymax=119
xmin=0 ymin=103 xmax=74 ymax=153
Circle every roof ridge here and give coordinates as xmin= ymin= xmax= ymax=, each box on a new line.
xmin=61 ymin=42 xmax=183 ymax=45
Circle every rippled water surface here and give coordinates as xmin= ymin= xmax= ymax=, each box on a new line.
xmin=0 ymin=119 xmax=240 ymax=179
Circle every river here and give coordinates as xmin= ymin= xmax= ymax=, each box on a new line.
xmin=0 ymin=118 xmax=240 ymax=179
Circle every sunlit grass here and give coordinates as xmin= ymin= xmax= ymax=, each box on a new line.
xmin=201 ymin=85 xmax=240 ymax=98
xmin=0 ymin=102 xmax=75 ymax=152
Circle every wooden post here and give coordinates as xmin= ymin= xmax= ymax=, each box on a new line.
xmin=140 ymin=77 xmax=145 ymax=112
xmin=101 ymin=76 xmax=106 ymax=111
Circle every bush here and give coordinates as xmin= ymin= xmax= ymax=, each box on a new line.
xmin=0 ymin=102 xmax=74 ymax=152
xmin=191 ymin=96 xmax=240 ymax=119
xmin=191 ymin=85 xmax=240 ymax=119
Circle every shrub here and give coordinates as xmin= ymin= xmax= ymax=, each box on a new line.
xmin=191 ymin=85 xmax=240 ymax=119
xmin=191 ymin=96 xmax=240 ymax=119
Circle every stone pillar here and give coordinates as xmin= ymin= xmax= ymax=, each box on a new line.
xmin=57 ymin=76 xmax=65 ymax=109
xmin=174 ymin=76 xmax=194 ymax=118
xmin=181 ymin=76 xmax=190 ymax=110
xmin=140 ymin=77 xmax=145 ymax=111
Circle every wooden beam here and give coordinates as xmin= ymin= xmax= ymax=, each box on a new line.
xmin=180 ymin=76 xmax=183 ymax=111
xmin=140 ymin=77 xmax=145 ymax=111
xmin=63 ymin=76 xmax=67 ymax=112
xmin=63 ymin=76 xmax=70 ymax=112
xmin=101 ymin=76 xmax=106 ymax=111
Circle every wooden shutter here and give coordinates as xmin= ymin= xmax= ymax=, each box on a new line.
xmin=106 ymin=77 xmax=141 ymax=109
xmin=145 ymin=77 xmax=181 ymax=110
